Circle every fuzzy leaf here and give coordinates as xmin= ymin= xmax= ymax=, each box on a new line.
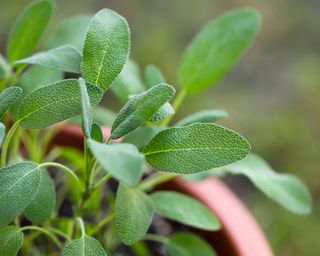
xmin=0 ymin=162 xmax=41 ymax=227
xmin=115 ymin=184 xmax=153 ymax=245
xmin=14 ymin=45 xmax=81 ymax=73
xmin=46 ymin=15 xmax=92 ymax=50
xmin=111 ymin=83 xmax=175 ymax=139
xmin=144 ymin=123 xmax=250 ymax=174
xmin=61 ymin=235 xmax=107 ymax=256
xmin=79 ymin=78 xmax=92 ymax=138
xmin=226 ymin=154 xmax=312 ymax=214
xmin=24 ymin=171 xmax=55 ymax=224
xmin=6 ymin=0 xmax=53 ymax=63
xmin=176 ymin=109 xmax=228 ymax=126
xmin=91 ymin=122 xmax=103 ymax=142
xmin=165 ymin=233 xmax=217 ymax=256
xmin=0 ymin=87 xmax=22 ymax=119
xmin=88 ymin=140 xmax=144 ymax=186
xmin=82 ymin=9 xmax=130 ymax=90
xmin=150 ymin=102 xmax=175 ymax=122
xmin=178 ymin=8 xmax=260 ymax=94
xmin=123 ymin=126 xmax=165 ymax=152
xmin=0 ymin=226 xmax=24 ymax=256
xmin=18 ymin=79 xmax=103 ymax=129
xmin=111 ymin=59 xmax=145 ymax=103
xmin=144 ymin=64 xmax=166 ymax=89
xmin=0 ymin=123 xmax=5 ymax=147
xmin=152 ymin=191 xmax=220 ymax=231
xmin=10 ymin=66 xmax=62 ymax=120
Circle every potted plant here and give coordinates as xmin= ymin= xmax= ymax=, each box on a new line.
xmin=0 ymin=1 xmax=312 ymax=255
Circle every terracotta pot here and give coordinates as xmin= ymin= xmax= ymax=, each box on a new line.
xmin=53 ymin=124 xmax=274 ymax=256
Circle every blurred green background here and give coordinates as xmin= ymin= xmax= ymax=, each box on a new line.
xmin=1 ymin=0 xmax=319 ymax=255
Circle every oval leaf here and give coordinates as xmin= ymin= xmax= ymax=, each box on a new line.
xmin=0 ymin=87 xmax=22 ymax=119
xmin=176 ymin=109 xmax=228 ymax=126
xmin=61 ymin=235 xmax=107 ymax=256
xmin=178 ymin=8 xmax=260 ymax=94
xmin=226 ymin=154 xmax=312 ymax=214
xmin=144 ymin=64 xmax=166 ymax=89
xmin=111 ymin=83 xmax=175 ymax=139
xmin=79 ymin=78 xmax=92 ymax=138
xmin=82 ymin=9 xmax=130 ymax=90
xmin=144 ymin=123 xmax=250 ymax=174
xmin=0 ymin=226 xmax=24 ymax=256
xmin=165 ymin=233 xmax=217 ymax=256
xmin=6 ymin=0 xmax=53 ymax=63
xmin=18 ymin=79 xmax=103 ymax=129
xmin=24 ymin=170 xmax=55 ymax=224
xmin=0 ymin=123 xmax=5 ymax=147
xmin=151 ymin=191 xmax=220 ymax=231
xmin=91 ymin=122 xmax=103 ymax=142
xmin=150 ymin=102 xmax=175 ymax=122
xmin=0 ymin=162 xmax=41 ymax=227
xmin=14 ymin=45 xmax=81 ymax=73
xmin=111 ymin=59 xmax=145 ymax=103
xmin=115 ymin=184 xmax=153 ymax=245
xmin=0 ymin=55 xmax=10 ymax=80
xmin=88 ymin=140 xmax=144 ymax=186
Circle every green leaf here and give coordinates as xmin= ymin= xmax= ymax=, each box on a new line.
xmin=144 ymin=64 xmax=166 ymax=89
xmin=150 ymin=102 xmax=175 ymax=122
xmin=6 ymin=0 xmax=53 ymax=63
xmin=88 ymin=140 xmax=144 ymax=186
xmin=45 ymin=15 xmax=92 ymax=50
xmin=91 ymin=122 xmax=103 ymax=142
xmin=176 ymin=109 xmax=228 ymax=126
xmin=23 ymin=170 xmax=55 ymax=224
xmin=0 ymin=226 xmax=24 ymax=256
xmin=123 ymin=126 xmax=165 ymax=152
xmin=18 ymin=79 xmax=103 ymax=129
xmin=82 ymin=9 xmax=130 ymax=90
xmin=151 ymin=191 xmax=220 ymax=231
xmin=111 ymin=83 xmax=175 ymax=139
xmin=165 ymin=233 xmax=217 ymax=256
xmin=226 ymin=154 xmax=312 ymax=214
xmin=10 ymin=66 xmax=62 ymax=120
xmin=0 ymin=162 xmax=41 ymax=227
xmin=115 ymin=184 xmax=153 ymax=245
xmin=111 ymin=59 xmax=145 ymax=103
xmin=0 ymin=87 xmax=22 ymax=119
xmin=61 ymin=235 xmax=107 ymax=256
xmin=178 ymin=8 xmax=260 ymax=94
xmin=14 ymin=45 xmax=81 ymax=73
xmin=0 ymin=123 xmax=5 ymax=147
xmin=144 ymin=123 xmax=250 ymax=174
xmin=79 ymin=78 xmax=92 ymax=138
xmin=0 ymin=55 xmax=10 ymax=80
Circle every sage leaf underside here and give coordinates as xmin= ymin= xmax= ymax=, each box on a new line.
xmin=61 ymin=235 xmax=107 ymax=256
xmin=178 ymin=8 xmax=260 ymax=94
xmin=150 ymin=102 xmax=175 ymax=122
xmin=0 ymin=226 xmax=24 ymax=256
xmin=176 ymin=109 xmax=228 ymax=126
xmin=111 ymin=83 xmax=175 ymax=139
xmin=144 ymin=123 xmax=250 ymax=174
xmin=0 ymin=162 xmax=41 ymax=227
xmin=23 ymin=170 xmax=56 ymax=224
xmin=151 ymin=191 xmax=220 ymax=231
xmin=0 ymin=87 xmax=22 ymax=119
xmin=6 ymin=0 xmax=53 ymax=63
xmin=18 ymin=79 xmax=103 ymax=129
xmin=82 ymin=9 xmax=130 ymax=90
xmin=14 ymin=45 xmax=82 ymax=73
xmin=88 ymin=140 xmax=144 ymax=186
xmin=115 ymin=184 xmax=153 ymax=245
xmin=226 ymin=154 xmax=312 ymax=214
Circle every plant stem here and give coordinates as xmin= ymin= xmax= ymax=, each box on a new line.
xmin=76 ymin=217 xmax=86 ymax=237
xmin=93 ymin=173 xmax=112 ymax=190
xmin=19 ymin=226 xmax=63 ymax=249
xmin=143 ymin=234 xmax=168 ymax=244
xmin=38 ymin=162 xmax=83 ymax=191
xmin=88 ymin=213 xmax=115 ymax=236
xmin=0 ymin=121 xmax=20 ymax=167
xmin=162 ymin=89 xmax=187 ymax=126
xmin=46 ymin=227 xmax=71 ymax=241
xmin=138 ymin=173 xmax=178 ymax=191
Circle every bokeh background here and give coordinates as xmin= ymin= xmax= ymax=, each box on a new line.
xmin=1 ymin=0 xmax=319 ymax=255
